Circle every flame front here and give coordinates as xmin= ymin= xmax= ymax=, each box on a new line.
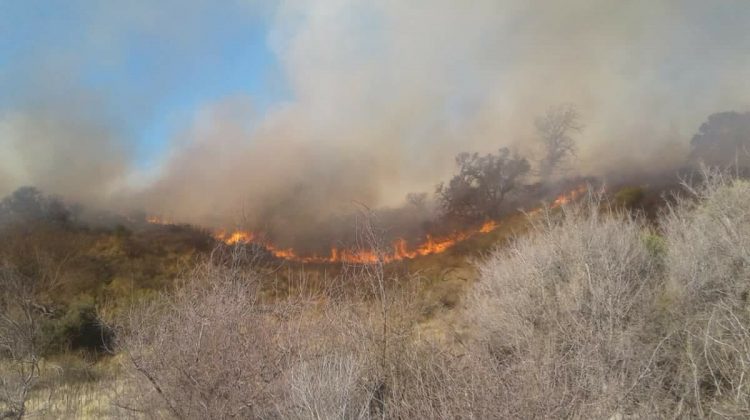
xmin=209 ymin=220 xmax=497 ymax=264
xmin=214 ymin=230 xmax=254 ymax=245
xmin=148 ymin=184 xmax=587 ymax=265
xmin=479 ymin=220 xmax=498 ymax=233
xmin=552 ymin=184 xmax=588 ymax=207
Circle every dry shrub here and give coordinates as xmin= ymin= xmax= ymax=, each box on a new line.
xmin=279 ymin=298 xmax=381 ymax=420
xmin=278 ymin=282 xmax=421 ymax=419
xmin=467 ymin=176 xmax=750 ymax=418
xmin=114 ymin=176 xmax=750 ymax=419
xmin=468 ymin=193 xmax=667 ymax=418
xmin=285 ymin=352 xmax=372 ymax=420
xmin=118 ymin=252 xmax=303 ymax=419
xmin=0 ymin=266 xmax=43 ymax=419
xmin=279 ymin=291 xmax=486 ymax=420
xmin=662 ymin=174 xmax=750 ymax=417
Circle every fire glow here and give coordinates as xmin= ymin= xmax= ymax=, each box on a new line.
xmin=147 ymin=185 xmax=587 ymax=265
xmin=211 ymin=221 xmax=496 ymax=264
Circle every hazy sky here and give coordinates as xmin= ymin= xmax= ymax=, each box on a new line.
xmin=1 ymin=1 xmax=749 ymax=234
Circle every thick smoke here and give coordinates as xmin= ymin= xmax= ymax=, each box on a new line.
xmin=0 ymin=103 xmax=131 ymax=206
xmin=2 ymin=0 xmax=750 ymax=250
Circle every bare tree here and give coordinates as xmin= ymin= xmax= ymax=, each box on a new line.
xmin=0 ymin=266 xmax=42 ymax=419
xmin=535 ymin=104 xmax=582 ymax=180
xmin=437 ymin=147 xmax=530 ymax=220
xmin=0 ymin=228 xmax=88 ymax=419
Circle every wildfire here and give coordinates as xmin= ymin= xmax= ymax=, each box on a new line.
xmin=479 ymin=220 xmax=498 ymax=233
xmin=214 ymin=229 xmax=254 ymax=245
xmin=208 ymin=221 xmax=495 ymax=264
xmin=147 ymin=185 xmax=587 ymax=265
xmin=551 ymin=184 xmax=588 ymax=207
xmin=526 ymin=183 xmax=589 ymax=217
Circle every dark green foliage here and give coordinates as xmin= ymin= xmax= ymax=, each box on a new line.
xmin=0 ymin=186 xmax=71 ymax=226
xmin=437 ymin=147 xmax=531 ymax=220
xmin=113 ymin=224 xmax=131 ymax=238
xmin=614 ymin=186 xmax=645 ymax=209
xmin=41 ymin=296 xmax=113 ymax=354
xmin=689 ymin=111 xmax=750 ymax=167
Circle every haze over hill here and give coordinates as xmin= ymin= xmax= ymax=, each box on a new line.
xmin=1 ymin=0 xmax=749 ymax=247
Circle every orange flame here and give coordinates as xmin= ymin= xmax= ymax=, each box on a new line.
xmin=152 ymin=184 xmax=587 ymax=265
xmin=210 ymin=222 xmax=494 ymax=264
xmin=214 ymin=230 xmax=254 ymax=245
xmin=551 ymin=184 xmax=588 ymax=207
xmin=479 ymin=220 xmax=498 ymax=233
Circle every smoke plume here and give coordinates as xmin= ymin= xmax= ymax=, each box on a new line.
xmin=2 ymin=0 xmax=750 ymax=249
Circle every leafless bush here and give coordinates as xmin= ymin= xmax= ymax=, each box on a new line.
xmin=111 ymin=177 xmax=750 ymax=419
xmin=283 ymin=211 xmax=410 ymax=420
xmin=0 ymin=266 xmax=42 ymax=419
xmin=464 ymin=176 xmax=750 ymax=418
xmin=468 ymin=192 xmax=668 ymax=418
xmin=285 ymin=352 xmax=372 ymax=420
xmin=118 ymin=250 xmax=303 ymax=419
xmin=278 ymin=297 xmax=380 ymax=420
xmin=280 ymin=210 xmax=487 ymax=420
xmin=662 ymin=173 xmax=750 ymax=417
xmin=279 ymin=284 xmax=486 ymax=420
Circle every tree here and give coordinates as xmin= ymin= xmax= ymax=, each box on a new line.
xmin=437 ymin=148 xmax=530 ymax=220
xmin=405 ymin=192 xmax=428 ymax=210
xmin=0 ymin=187 xmax=70 ymax=226
xmin=0 ymin=266 xmax=43 ymax=419
xmin=689 ymin=111 xmax=750 ymax=168
xmin=535 ymin=104 xmax=582 ymax=180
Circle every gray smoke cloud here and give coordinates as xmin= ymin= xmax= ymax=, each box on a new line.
xmin=2 ymin=0 xmax=750 ymax=248
xmin=0 ymin=100 xmax=131 ymax=206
